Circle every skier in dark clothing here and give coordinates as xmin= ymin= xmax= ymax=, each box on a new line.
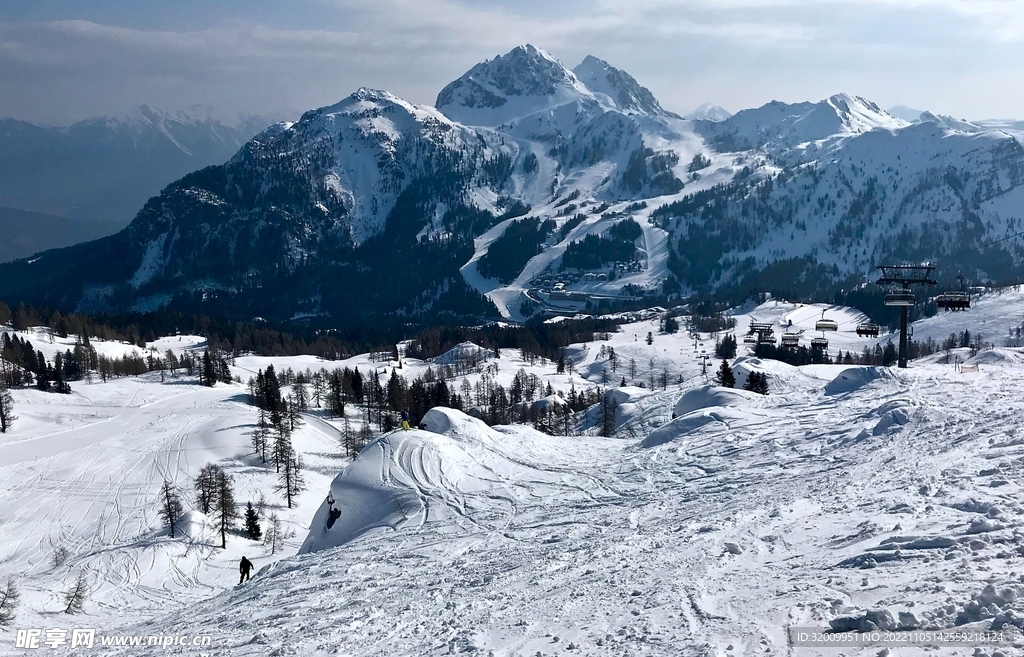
xmin=401 ymin=410 xmax=411 ymax=431
xmin=239 ymin=556 xmax=254 ymax=584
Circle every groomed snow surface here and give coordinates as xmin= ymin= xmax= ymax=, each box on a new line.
xmin=4 ymin=293 xmax=1024 ymax=655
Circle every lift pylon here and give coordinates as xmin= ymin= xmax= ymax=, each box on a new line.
xmin=876 ymin=264 xmax=937 ymax=368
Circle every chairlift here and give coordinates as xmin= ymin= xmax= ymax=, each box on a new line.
xmin=815 ymin=309 xmax=838 ymax=332
xmin=743 ymin=334 xmax=758 ymax=345
xmin=781 ymin=332 xmax=800 ymax=348
xmin=756 ymin=330 xmax=776 ymax=346
xmin=936 ymin=291 xmax=970 ymax=311
xmin=937 ymin=274 xmax=972 ymax=312
xmin=811 ymin=334 xmax=829 ymax=351
xmin=883 ymin=291 xmax=916 ymax=307
xmin=856 ymin=323 xmax=880 ymax=338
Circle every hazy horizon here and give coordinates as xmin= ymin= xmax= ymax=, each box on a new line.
xmin=3 ymin=0 xmax=1024 ymax=125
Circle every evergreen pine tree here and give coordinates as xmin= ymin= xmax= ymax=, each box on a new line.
xmin=157 ymin=480 xmax=184 ymax=539
xmin=0 ymin=578 xmax=19 ymax=627
xmin=715 ymin=359 xmax=735 ymax=388
xmin=341 ymin=416 xmax=355 ymax=457
xmin=273 ymin=425 xmax=292 ymax=473
xmin=63 ymin=573 xmax=88 ymax=614
xmin=599 ymin=392 xmax=616 ymax=437
xmin=214 ymin=469 xmax=237 ymax=549
xmin=646 ymin=332 xmax=654 ymax=345
xmin=0 ymin=380 xmax=15 ymax=433
xmin=252 ymin=409 xmax=270 ymax=463
xmin=244 ymin=502 xmax=262 ymax=541
xmin=882 ymin=341 xmax=898 ymax=366
xmin=715 ymin=334 xmax=737 ymax=359
xmin=263 ymin=513 xmax=282 ymax=555
xmin=202 ymin=351 xmax=216 ymax=387
xmin=194 ymin=463 xmax=221 ymax=514
xmin=743 ymin=371 xmax=769 ymax=395
xmin=275 ymin=454 xmax=306 ymax=509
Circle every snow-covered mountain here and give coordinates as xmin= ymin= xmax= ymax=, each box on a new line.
xmin=0 ymin=106 xmax=281 ymax=225
xmin=571 ymin=55 xmax=680 ymax=118
xmin=685 ymin=102 xmax=732 ymax=122
xmin=436 ymin=45 xmax=602 ymax=126
xmin=887 ymin=104 xmax=927 ymax=122
xmin=2 ymin=46 xmax=1024 ymax=325
xmin=695 ymin=93 xmax=909 ymax=154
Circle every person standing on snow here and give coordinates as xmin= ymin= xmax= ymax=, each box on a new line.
xmin=239 ymin=556 xmax=254 ymax=584
xmin=400 ymin=410 xmax=411 ymax=431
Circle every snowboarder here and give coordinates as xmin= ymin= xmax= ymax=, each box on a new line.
xmin=239 ymin=556 xmax=254 ymax=584
xmin=327 ymin=506 xmax=342 ymax=529
xmin=400 ymin=410 xmax=411 ymax=431
xmin=325 ymin=494 xmax=342 ymax=529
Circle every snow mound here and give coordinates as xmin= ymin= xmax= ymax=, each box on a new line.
xmin=300 ymin=409 xmax=529 ymax=554
xmin=607 ymin=386 xmax=649 ymax=407
xmin=967 ymin=349 xmax=1024 ymax=365
xmin=532 ymin=394 xmax=565 ymax=412
xmin=873 ymin=408 xmax=911 ymax=435
xmin=673 ymin=384 xmax=761 ymax=417
xmin=421 ymin=406 xmax=493 ymax=443
xmin=299 ymin=428 xmax=475 ymax=553
xmin=641 ymin=407 xmax=752 ymax=448
xmin=433 ymin=341 xmax=488 ymax=365
xmin=731 ymin=355 xmax=794 ymax=390
xmin=824 ymin=367 xmax=894 ymax=395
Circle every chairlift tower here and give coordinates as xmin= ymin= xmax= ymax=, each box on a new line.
xmin=697 ymin=354 xmax=711 ymax=378
xmin=876 ymin=264 xmax=937 ymax=368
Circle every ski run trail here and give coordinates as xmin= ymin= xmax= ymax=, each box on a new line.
xmin=5 ymin=291 xmax=1024 ymax=655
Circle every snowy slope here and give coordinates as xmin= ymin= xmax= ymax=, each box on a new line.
xmin=697 ymin=94 xmax=908 ymax=154
xmin=0 ymin=372 xmax=342 ymax=647
xmin=35 ymin=352 xmax=1024 ymax=656
xmin=7 ymin=293 xmax=1024 ymax=653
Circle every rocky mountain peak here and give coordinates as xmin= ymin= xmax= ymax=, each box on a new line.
xmin=571 ymin=55 xmax=677 ymax=117
xmin=435 ymin=44 xmax=590 ymax=125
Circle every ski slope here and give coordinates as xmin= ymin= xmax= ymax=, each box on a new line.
xmin=4 ymin=294 xmax=1024 ymax=655
xmin=69 ymin=356 xmax=1024 ymax=656
xmin=0 ymin=368 xmax=344 ymax=651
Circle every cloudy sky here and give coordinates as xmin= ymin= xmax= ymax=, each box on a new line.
xmin=2 ymin=0 xmax=1023 ymax=125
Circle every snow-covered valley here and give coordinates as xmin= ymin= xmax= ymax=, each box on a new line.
xmin=3 ymin=293 xmax=1024 ymax=655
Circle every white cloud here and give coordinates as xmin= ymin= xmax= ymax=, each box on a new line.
xmin=0 ymin=0 xmax=1023 ymax=123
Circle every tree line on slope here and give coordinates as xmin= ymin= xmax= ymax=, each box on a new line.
xmin=0 ymin=299 xmax=624 ymax=363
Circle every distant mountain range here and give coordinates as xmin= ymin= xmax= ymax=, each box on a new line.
xmin=0 ymin=106 xmax=281 ymax=225
xmin=1 ymin=45 xmax=1023 ymax=326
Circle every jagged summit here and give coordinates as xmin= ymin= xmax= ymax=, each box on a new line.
xmin=571 ymin=55 xmax=678 ymax=117
xmin=822 ymin=93 xmax=905 ymax=134
xmin=435 ymin=45 xmax=591 ymax=125
xmin=436 ymin=46 xmax=680 ymax=125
